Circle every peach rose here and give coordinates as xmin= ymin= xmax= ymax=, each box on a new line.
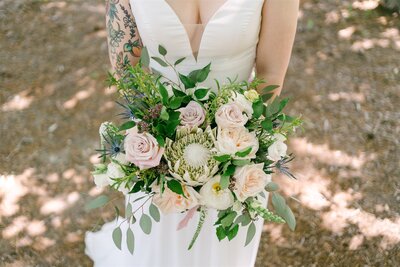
xmin=215 ymin=102 xmax=248 ymax=129
xmin=215 ymin=127 xmax=259 ymax=159
xmin=124 ymin=127 xmax=164 ymax=170
xmin=233 ymin=163 xmax=271 ymax=201
xmin=178 ymin=101 xmax=206 ymax=127
xmin=152 ymin=184 xmax=200 ymax=214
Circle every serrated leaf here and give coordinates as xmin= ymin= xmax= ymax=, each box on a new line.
xmin=265 ymin=182 xmax=280 ymax=192
xmin=112 ymin=227 xmax=122 ymax=250
xmin=139 ymin=214 xmax=152 ymax=235
xmin=119 ymin=121 xmax=136 ymax=131
xmin=252 ymin=100 xmax=264 ymax=118
xmin=140 ymin=46 xmax=150 ymax=67
xmin=174 ymin=57 xmax=186 ymax=66
xmin=194 ymin=88 xmax=209 ymax=100
xmin=219 ymin=175 xmax=230 ymax=190
xmin=125 ymin=203 xmax=132 ymax=218
xmin=167 ymin=180 xmax=185 ymax=196
xmin=158 ymin=45 xmax=167 ymax=56
xmin=126 ymin=228 xmax=135 ymax=254
xmin=85 ymin=195 xmax=109 ymax=211
xmin=213 ymin=154 xmax=231 ymax=162
xmin=151 ymin=56 xmax=168 ymax=67
xmin=235 ymin=146 xmax=252 ymax=157
xmin=245 ymin=222 xmax=256 ymax=246
xmin=149 ymin=203 xmax=161 ymax=222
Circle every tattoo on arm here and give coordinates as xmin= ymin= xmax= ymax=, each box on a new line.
xmin=106 ymin=0 xmax=142 ymax=76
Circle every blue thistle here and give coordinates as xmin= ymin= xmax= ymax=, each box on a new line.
xmin=96 ymin=132 xmax=124 ymax=158
xmin=274 ymin=154 xmax=297 ymax=179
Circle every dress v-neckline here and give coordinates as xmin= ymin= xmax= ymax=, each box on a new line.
xmin=161 ymin=0 xmax=232 ymax=62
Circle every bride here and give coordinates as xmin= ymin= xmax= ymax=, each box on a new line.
xmin=86 ymin=0 xmax=299 ymax=266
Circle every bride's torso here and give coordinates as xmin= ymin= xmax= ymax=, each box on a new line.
xmin=129 ymin=0 xmax=265 ymax=89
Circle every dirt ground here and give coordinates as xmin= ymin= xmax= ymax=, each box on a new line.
xmin=0 ymin=0 xmax=399 ymax=266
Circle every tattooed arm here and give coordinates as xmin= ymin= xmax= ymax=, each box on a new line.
xmin=106 ymin=0 xmax=142 ymax=76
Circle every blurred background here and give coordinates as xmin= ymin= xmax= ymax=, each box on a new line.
xmin=0 ymin=0 xmax=399 ymax=266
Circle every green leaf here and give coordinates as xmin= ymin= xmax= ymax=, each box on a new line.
xmin=126 ymin=228 xmax=135 ymax=254
xmin=278 ymin=98 xmax=289 ymax=113
xmin=167 ymin=180 xmax=185 ymax=196
xmin=283 ymin=206 xmax=296 ymax=231
xmin=174 ymin=57 xmax=186 ymax=66
xmin=216 ymin=225 xmax=226 ymax=241
xmin=179 ymin=73 xmax=196 ymax=89
xmin=223 ymin=164 xmax=236 ymax=177
xmin=227 ymin=224 xmax=239 ymax=241
xmin=160 ymin=106 xmax=169 ymax=121
xmin=219 ymin=175 xmax=230 ymax=190
xmin=151 ymin=56 xmax=168 ymax=67
xmin=232 ymin=159 xmax=251 ymax=166
xmin=169 ymin=97 xmax=184 ymax=109
xmin=158 ymin=45 xmax=167 ymax=56
xmin=245 ymin=222 xmax=256 ymax=246
xmin=262 ymin=85 xmax=279 ymax=94
xmin=140 ymin=46 xmax=150 ymax=67
xmin=196 ymin=63 xmax=211 ymax=83
xmin=172 ymin=87 xmax=187 ymax=97
xmin=265 ymin=182 xmax=280 ymax=192
xmin=235 ymin=214 xmax=251 ymax=226
xmin=265 ymin=98 xmax=280 ymax=117
xmin=129 ymin=180 xmax=144 ymax=193
xmin=125 ymin=203 xmax=133 ymax=218
xmin=158 ymin=83 xmax=169 ymax=104
xmin=221 ymin=211 xmax=237 ymax=228
xmin=261 ymin=119 xmax=273 ymax=131
xmin=112 ymin=227 xmax=122 ymax=250
xmin=156 ymin=135 xmax=165 ymax=147
xmin=213 ymin=154 xmax=231 ymax=162
xmin=262 ymin=93 xmax=274 ymax=102
xmin=235 ymin=147 xmax=252 ymax=158
xmin=139 ymin=214 xmax=152 ymax=235
xmin=252 ymin=100 xmax=264 ymax=119
xmin=131 ymin=215 xmax=137 ymax=224
xmin=272 ymin=192 xmax=287 ymax=216
xmin=85 ymin=195 xmax=109 ymax=211
xmin=194 ymin=88 xmax=209 ymax=100
xmin=119 ymin=121 xmax=136 ymax=131
xmin=149 ymin=203 xmax=161 ymax=222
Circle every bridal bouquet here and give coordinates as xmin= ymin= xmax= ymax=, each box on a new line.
xmin=88 ymin=45 xmax=302 ymax=254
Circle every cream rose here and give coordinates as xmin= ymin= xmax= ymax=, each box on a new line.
xmin=229 ymin=92 xmax=253 ymax=118
xmin=244 ymin=89 xmax=259 ymax=102
xmin=152 ymin=184 xmax=200 ymax=214
xmin=215 ymin=102 xmax=248 ymax=128
xmin=267 ymin=133 xmax=287 ymax=161
xmin=92 ymin=163 xmax=110 ymax=188
xmin=200 ymin=176 xmax=234 ymax=210
xmin=124 ymin=127 xmax=164 ymax=170
xmin=216 ymin=127 xmax=259 ymax=159
xmin=178 ymin=101 xmax=206 ymax=127
xmin=233 ymin=163 xmax=271 ymax=201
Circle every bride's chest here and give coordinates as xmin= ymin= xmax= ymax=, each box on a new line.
xmin=130 ymin=0 xmax=265 ymax=60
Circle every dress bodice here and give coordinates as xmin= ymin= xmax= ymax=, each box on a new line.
xmin=130 ymin=0 xmax=265 ymax=89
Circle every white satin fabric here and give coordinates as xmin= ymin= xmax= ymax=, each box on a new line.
xmin=85 ymin=1 xmax=266 ymax=266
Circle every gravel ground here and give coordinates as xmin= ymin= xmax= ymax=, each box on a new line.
xmin=0 ymin=0 xmax=399 ymax=266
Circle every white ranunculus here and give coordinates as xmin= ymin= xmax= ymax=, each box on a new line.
xmin=200 ymin=176 xmax=234 ymax=210
xmin=112 ymin=152 xmax=130 ymax=165
xmin=178 ymin=101 xmax=206 ymax=127
xmin=267 ymin=134 xmax=287 ymax=161
xmin=233 ymin=164 xmax=271 ymax=201
xmin=229 ymin=92 xmax=253 ymax=118
xmin=215 ymin=127 xmax=259 ymax=159
xmin=152 ymin=184 xmax=200 ymax=214
xmin=215 ymin=102 xmax=248 ymax=129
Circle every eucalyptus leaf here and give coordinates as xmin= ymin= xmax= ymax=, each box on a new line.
xmin=271 ymin=192 xmax=287 ymax=217
xmin=85 ymin=195 xmax=109 ymax=211
xmin=140 ymin=46 xmax=150 ymax=67
xmin=151 ymin=56 xmax=168 ymax=67
xmin=219 ymin=175 xmax=230 ymax=190
xmin=112 ymin=227 xmax=122 ymax=250
xmin=245 ymin=222 xmax=256 ymax=246
xmin=126 ymin=228 xmax=135 ymax=254
xmin=149 ymin=203 xmax=161 ymax=222
xmin=174 ymin=57 xmax=186 ymax=66
xmin=125 ymin=203 xmax=133 ymax=218
xmin=232 ymin=159 xmax=251 ymax=166
xmin=265 ymin=182 xmax=280 ymax=192
xmin=283 ymin=206 xmax=296 ymax=231
xmin=158 ymin=45 xmax=167 ymax=56
xmin=140 ymin=214 xmax=152 ymax=235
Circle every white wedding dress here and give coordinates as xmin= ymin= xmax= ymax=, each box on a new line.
xmin=85 ymin=0 xmax=267 ymax=266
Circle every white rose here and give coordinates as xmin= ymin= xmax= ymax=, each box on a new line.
xmin=233 ymin=164 xmax=271 ymax=201
xmin=216 ymin=127 xmax=259 ymax=159
xmin=200 ymin=176 xmax=234 ymax=210
xmin=229 ymin=92 xmax=253 ymax=118
xmin=92 ymin=163 xmax=110 ymax=188
xmin=178 ymin=101 xmax=206 ymax=127
xmin=267 ymin=134 xmax=287 ymax=161
xmin=215 ymin=103 xmax=248 ymax=129
xmin=112 ymin=152 xmax=130 ymax=165
xmin=152 ymin=184 xmax=200 ymax=214
xmin=107 ymin=162 xmax=125 ymax=179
